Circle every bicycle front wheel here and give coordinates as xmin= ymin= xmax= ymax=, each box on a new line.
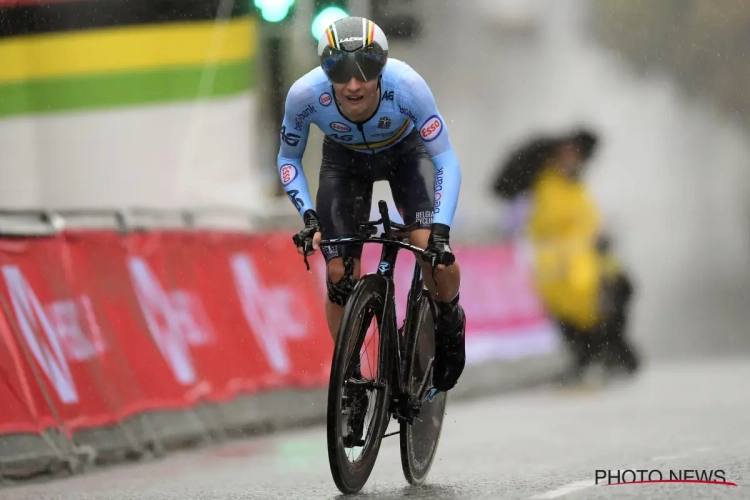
xmin=327 ymin=274 xmax=393 ymax=495
xmin=400 ymin=294 xmax=447 ymax=485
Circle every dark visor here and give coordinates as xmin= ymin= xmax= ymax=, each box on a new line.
xmin=322 ymin=49 xmax=386 ymax=84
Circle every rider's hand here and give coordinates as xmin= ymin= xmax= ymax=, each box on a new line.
xmin=292 ymin=210 xmax=323 ymax=256
xmin=298 ymin=232 xmax=322 ymax=256
xmin=424 ymin=223 xmax=456 ymax=271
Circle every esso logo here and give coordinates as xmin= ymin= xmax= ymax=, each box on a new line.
xmin=330 ymin=122 xmax=351 ymax=132
xmin=420 ymin=115 xmax=443 ymax=142
xmin=280 ymin=164 xmax=297 ymax=185
xmin=319 ymin=93 xmax=332 ymax=106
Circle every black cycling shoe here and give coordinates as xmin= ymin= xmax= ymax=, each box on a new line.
xmin=433 ymin=302 xmax=467 ymax=392
xmin=343 ymin=379 xmax=369 ymax=448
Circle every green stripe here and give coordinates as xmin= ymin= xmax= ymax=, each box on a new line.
xmin=0 ymin=59 xmax=254 ymax=118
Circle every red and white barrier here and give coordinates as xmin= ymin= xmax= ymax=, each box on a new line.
xmin=0 ymin=229 xmax=556 ymax=439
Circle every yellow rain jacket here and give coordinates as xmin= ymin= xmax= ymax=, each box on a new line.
xmin=525 ymin=166 xmax=619 ymax=330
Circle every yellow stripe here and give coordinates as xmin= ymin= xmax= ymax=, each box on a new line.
xmin=367 ymin=20 xmax=375 ymax=45
xmin=344 ymin=120 xmax=412 ymax=151
xmin=326 ymin=28 xmax=336 ymax=48
xmin=0 ymin=18 xmax=255 ymax=84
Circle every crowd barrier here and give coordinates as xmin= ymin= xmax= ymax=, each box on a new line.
xmin=0 ymin=214 xmax=560 ymax=481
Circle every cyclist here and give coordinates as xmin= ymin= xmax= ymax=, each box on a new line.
xmin=279 ymin=16 xmax=466 ymax=444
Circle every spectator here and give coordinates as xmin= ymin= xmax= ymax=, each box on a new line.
xmin=493 ymin=127 xmax=641 ymax=382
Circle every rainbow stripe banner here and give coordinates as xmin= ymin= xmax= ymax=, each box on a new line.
xmin=0 ymin=0 xmax=256 ymax=118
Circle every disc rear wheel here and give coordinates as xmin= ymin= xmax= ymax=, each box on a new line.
xmin=400 ymin=295 xmax=447 ymax=485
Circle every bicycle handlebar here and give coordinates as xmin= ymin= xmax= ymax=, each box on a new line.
xmin=297 ymin=200 xmax=431 ymax=272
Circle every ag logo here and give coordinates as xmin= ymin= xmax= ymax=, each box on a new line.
xmin=382 ymin=90 xmax=394 ymax=101
xmin=329 ymin=133 xmax=354 ymax=141
xmin=330 ymin=122 xmax=351 ymax=132
xmin=286 ymin=189 xmax=304 ymax=211
xmin=419 ymin=115 xmax=443 ymax=142
xmin=280 ymin=164 xmax=297 ymax=185
xmin=319 ymin=93 xmax=332 ymax=106
xmin=280 ymin=125 xmax=301 ymax=147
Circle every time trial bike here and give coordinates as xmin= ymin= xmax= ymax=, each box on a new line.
xmin=297 ymin=200 xmax=448 ymax=495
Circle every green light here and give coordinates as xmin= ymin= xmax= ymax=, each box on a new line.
xmin=311 ymin=6 xmax=349 ymax=41
xmin=255 ymin=0 xmax=295 ymax=23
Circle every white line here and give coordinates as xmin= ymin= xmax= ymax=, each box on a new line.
xmin=529 ymin=480 xmax=596 ymax=499
xmin=651 ymin=454 xmax=687 ymax=461
xmin=694 ymin=446 xmax=715 ymax=453
xmin=652 ymin=446 xmax=715 ymax=461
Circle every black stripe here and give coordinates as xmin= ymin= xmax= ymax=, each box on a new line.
xmin=0 ymin=0 xmax=251 ymax=39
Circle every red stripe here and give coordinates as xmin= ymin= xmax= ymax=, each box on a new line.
xmin=605 ymin=480 xmax=738 ymax=487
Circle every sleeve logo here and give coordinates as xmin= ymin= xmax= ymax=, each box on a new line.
xmin=294 ymin=104 xmax=316 ymax=131
xmin=419 ymin=115 xmax=443 ymax=142
xmin=280 ymin=164 xmax=298 ymax=185
xmin=280 ymin=125 xmax=301 ymax=147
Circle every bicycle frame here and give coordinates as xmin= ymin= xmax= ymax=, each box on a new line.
xmin=309 ymin=200 xmax=434 ymax=417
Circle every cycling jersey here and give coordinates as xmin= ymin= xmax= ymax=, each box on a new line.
xmin=277 ymin=58 xmax=462 ymax=227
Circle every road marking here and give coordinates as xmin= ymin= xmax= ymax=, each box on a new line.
xmin=529 ymin=446 xmax=718 ymax=499
xmin=694 ymin=446 xmax=715 ymax=453
xmin=650 ymin=454 xmax=687 ymax=461
xmin=529 ymin=479 xmax=597 ymax=499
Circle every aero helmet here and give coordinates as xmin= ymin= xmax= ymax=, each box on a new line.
xmin=318 ymin=16 xmax=389 ymax=84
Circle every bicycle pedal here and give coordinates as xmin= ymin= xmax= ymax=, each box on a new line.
xmin=423 ymin=387 xmax=438 ymax=402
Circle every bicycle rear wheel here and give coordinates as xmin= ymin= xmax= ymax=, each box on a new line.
xmin=327 ymin=274 xmax=393 ymax=495
xmin=400 ymin=294 xmax=447 ymax=485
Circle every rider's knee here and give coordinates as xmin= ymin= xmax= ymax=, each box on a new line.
xmin=410 ymin=229 xmax=430 ymax=255
xmin=326 ymin=256 xmax=359 ymax=307
xmin=411 ymin=229 xmax=434 ymax=267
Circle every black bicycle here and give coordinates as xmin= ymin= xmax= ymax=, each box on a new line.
xmin=297 ymin=200 xmax=448 ymax=495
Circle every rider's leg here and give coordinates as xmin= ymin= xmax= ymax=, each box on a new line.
xmin=316 ymin=139 xmax=374 ymax=447
xmin=325 ymin=256 xmax=362 ymax=341
xmin=387 ymin=136 xmax=466 ymax=391
xmin=411 ymin=229 xmax=461 ymax=299
xmin=411 ymin=228 xmax=466 ymax=392
xmin=315 ymin=136 xmax=374 ymax=342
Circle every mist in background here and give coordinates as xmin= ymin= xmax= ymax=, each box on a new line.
xmin=373 ymin=0 xmax=750 ymax=363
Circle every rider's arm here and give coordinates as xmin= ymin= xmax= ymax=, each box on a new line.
xmin=397 ymin=69 xmax=462 ymax=228
xmin=277 ymin=79 xmax=315 ymax=217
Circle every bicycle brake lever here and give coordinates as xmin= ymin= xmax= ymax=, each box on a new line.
xmin=302 ymin=240 xmax=312 ymax=271
xmin=430 ymin=254 xmax=439 ymax=285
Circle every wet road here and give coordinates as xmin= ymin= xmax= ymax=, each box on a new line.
xmin=2 ymin=357 xmax=748 ymax=500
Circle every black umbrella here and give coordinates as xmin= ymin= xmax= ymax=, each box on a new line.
xmin=492 ymin=128 xmax=599 ymax=201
